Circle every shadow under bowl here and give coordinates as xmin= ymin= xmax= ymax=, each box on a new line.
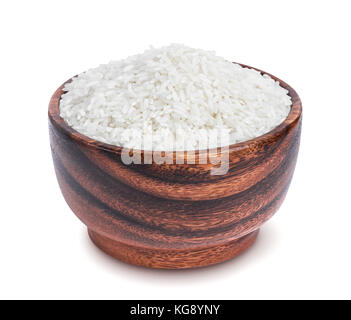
xmin=48 ymin=63 xmax=302 ymax=269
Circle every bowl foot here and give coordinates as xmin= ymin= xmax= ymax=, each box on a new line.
xmin=88 ymin=229 xmax=259 ymax=269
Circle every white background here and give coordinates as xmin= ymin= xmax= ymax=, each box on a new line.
xmin=1 ymin=0 xmax=350 ymax=300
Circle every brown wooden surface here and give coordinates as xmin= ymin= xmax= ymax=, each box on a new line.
xmin=48 ymin=64 xmax=302 ymax=269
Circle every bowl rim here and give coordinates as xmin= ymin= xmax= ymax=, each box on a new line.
xmin=49 ymin=63 xmax=302 ymax=156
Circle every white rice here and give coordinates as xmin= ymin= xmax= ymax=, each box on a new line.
xmin=60 ymin=44 xmax=291 ymax=151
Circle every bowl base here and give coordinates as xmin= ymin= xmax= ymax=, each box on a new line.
xmin=88 ymin=229 xmax=259 ymax=269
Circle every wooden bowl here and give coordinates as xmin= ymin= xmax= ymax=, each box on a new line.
xmin=48 ymin=64 xmax=302 ymax=269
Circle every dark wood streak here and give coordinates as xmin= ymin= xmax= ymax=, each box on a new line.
xmin=53 ymin=147 xmax=292 ymax=240
xmin=49 ymin=63 xmax=302 ymax=269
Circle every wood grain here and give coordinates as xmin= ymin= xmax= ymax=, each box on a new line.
xmin=48 ymin=64 xmax=302 ymax=269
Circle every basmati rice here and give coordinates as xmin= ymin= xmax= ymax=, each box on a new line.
xmin=60 ymin=44 xmax=291 ymax=151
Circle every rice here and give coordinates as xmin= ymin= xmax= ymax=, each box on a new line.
xmin=59 ymin=44 xmax=291 ymax=151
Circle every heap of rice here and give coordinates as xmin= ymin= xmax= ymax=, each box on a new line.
xmin=60 ymin=44 xmax=291 ymax=150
